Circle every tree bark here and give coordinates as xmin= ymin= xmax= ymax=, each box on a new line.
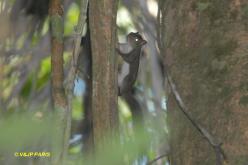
xmin=160 ymin=0 xmax=248 ymax=164
xmin=50 ymin=0 xmax=66 ymax=109
xmin=49 ymin=0 xmax=68 ymax=164
xmin=89 ymin=0 xmax=119 ymax=148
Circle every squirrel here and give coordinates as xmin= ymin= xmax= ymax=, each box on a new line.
xmin=116 ymin=32 xmax=147 ymax=96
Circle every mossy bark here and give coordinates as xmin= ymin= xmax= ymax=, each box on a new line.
xmin=161 ymin=0 xmax=248 ymax=164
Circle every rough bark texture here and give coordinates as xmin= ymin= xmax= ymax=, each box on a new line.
xmin=89 ymin=0 xmax=119 ymax=147
xmin=161 ymin=0 xmax=248 ymax=164
xmin=49 ymin=0 xmax=68 ymax=164
xmin=50 ymin=0 xmax=66 ymax=109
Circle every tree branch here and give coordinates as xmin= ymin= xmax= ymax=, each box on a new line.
xmin=147 ymin=153 xmax=168 ymax=165
xmin=63 ymin=0 xmax=89 ymax=158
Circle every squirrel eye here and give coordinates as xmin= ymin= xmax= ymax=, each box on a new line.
xmin=135 ymin=38 xmax=139 ymax=42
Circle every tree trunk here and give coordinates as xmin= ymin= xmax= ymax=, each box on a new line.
xmin=160 ymin=0 xmax=248 ymax=164
xmin=49 ymin=0 xmax=69 ymax=164
xmin=89 ymin=0 xmax=119 ymax=148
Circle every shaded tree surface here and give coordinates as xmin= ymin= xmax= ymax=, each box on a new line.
xmin=79 ymin=7 xmax=93 ymax=153
xmin=160 ymin=0 xmax=248 ymax=164
xmin=89 ymin=0 xmax=119 ymax=147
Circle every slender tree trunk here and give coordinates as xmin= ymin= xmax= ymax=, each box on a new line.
xmin=160 ymin=0 xmax=248 ymax=164
xmin=50 ymin=0 xmax=66 ymax=108
xmin=49 ymin=0 xmax=68 ymax=164
xmin=89 ymin=0 xmax=119 ymax=148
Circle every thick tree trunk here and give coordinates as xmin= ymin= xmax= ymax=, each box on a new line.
xmin=160 ymin=0 xmax=248 ymax=164
xmin=89 ymin=0 xmax=119 ymax=147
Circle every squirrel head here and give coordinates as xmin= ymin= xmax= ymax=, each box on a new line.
xmin=127 ymin=32 xmax=147 ymax=48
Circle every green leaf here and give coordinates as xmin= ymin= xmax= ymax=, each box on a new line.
xmin=65 ymin=3 xmax=80 ymax=36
